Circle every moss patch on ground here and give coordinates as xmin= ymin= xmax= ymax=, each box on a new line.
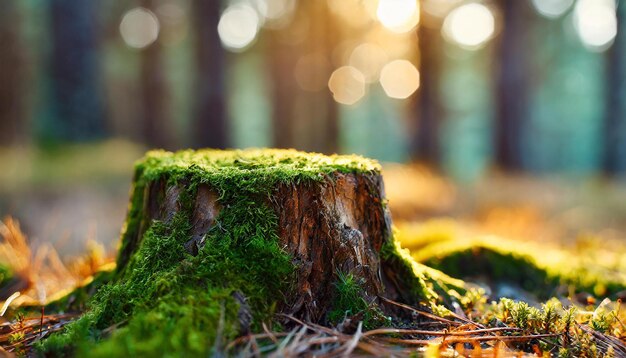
xmin=37 ymin=149 xmax=463 ymax=356
xmin=398 ymin=220 xmax=626 ymax=300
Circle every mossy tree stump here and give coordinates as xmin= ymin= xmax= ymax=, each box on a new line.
xmin=117 ymin=149 xmax=425 ymax=322
xmin=40 ymin=149 xmax=464 ymax=356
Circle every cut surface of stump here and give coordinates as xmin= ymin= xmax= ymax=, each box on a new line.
xmin=40 ymin=149 xmax=465 ymax=356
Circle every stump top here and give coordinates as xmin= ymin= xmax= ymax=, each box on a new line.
xmin=137 ymin=148 xmax=381 ymax=184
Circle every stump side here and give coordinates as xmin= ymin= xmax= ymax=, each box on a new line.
xmin=274 ymin=172 xmax=389 ymax=321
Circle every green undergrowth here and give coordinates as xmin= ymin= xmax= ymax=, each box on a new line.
xmin=37 ymin=149 xmax=461 ymax=356
xmin=380 ymin=237 xmax=469 ymax=313
xmin=327 ymin=271 xmax=390 ymax=329
xmin=468 ymin=297 xmax=626 ymax=356
xmin=397 ymin=220 xmax=626 ymax=300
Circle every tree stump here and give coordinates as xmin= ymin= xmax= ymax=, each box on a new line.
xmin=112 ymin=149 xmax=459 ymax=327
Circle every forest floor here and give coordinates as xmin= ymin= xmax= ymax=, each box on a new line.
xmin=0 ymin=142 xmax=625 ymax=355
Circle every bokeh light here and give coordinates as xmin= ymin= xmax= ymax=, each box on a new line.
xmin=294 ymin=54 xmax=331 ymax=92
xmin=218 ymin=4 xmax=260 ymax=51
xmin=379 ymin=59 xmax=420 ymax=99
xmin=119 ymin=7 xmax=160 ymax=49
xmin=376 ymin=0 xmax=420 ymax=33
xmin=530 ymin=0 xmax=574 ymax=18
xmin=573 ymin=0 xmax=617 ymax=51
xmin=349 ymin=43 xmax=389 ymax=83
xmin=257 ymin=0 xmax=296 ymax=21
xmin=442 ymin=3 xmax=495 ymax=50
xmin=328 ymin=66 xmax=366 ymax=105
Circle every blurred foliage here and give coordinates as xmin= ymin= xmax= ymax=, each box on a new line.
xmin=2 ymin=0 xmax=624 ymax=180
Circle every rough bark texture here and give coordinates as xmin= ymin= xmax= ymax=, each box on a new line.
xmin=117 ymin=168 xmax=407 ymax=323
xmin=274 ymin=173 xmax=389 ymax=322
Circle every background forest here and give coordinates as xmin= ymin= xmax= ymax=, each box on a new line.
xmin=1 ymin=0 xmax=626 ymax=265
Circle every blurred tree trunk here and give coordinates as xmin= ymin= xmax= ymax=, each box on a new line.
xmin=495 ymin=0 xmax=531 ymax=171
xmin=191 ymin=0 xmax=228 ymax=149
xmin=322 ymin=4 xmax=339 ymax=154
xmin=48 ymin=0 xmax=106 ymax=141
xmin=140 ymin=0 xmax=173 ymax=149
xmin=268 ymin=30 xmax=296 ymax=149
xmin=605 ymin=2 xmax=626 ymax=174
xmin=0 ymin=1 xmax=26 ymax=145
xmin=412 ymin=22 xmax=442 ymax=165
xmin=324 ymin=91 xmax=339 ymax=154
xmin=314 ymin=1 xmax=339 ymax=154
xmin=267 ymin=1 xmax=338 ymax=153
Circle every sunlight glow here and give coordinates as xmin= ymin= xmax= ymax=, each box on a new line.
xmin=379 ymin=60 xmax=420 ymax=99
xmin=573 ymin=0 xmax=617 ymax=51
xmin=328 ymin=0 xmax=377 ymax=28
xmin=295 ymin=54 xmax=331 ymax=92
xmin=530 ymin=0 xmax=574 ymax=18
xmin=349 ymin=43 xmax=389 ymax=83
xmin=376 ymin=0 xmax=420 ymax=33
xmin=120 ymin=8 xmax=160 ymax=49
xmin=256 ymin=0 xmax=296 ymax=21
xmin=328 ymin=66 xmax=366 ymax=105
xmin=218 ymin=4 xmax=260 ymax=51
xmin=442 ymin=3 xmax=495 ymax=50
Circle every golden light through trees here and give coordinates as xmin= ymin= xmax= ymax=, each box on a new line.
xmin=376 ymin=0 xmax=420 ymax=33
xmin=442 ymin=3 xmax=495 ymax=50
xmin=114 ymin=0 xmax=623 ymax=109
xmin=328 ymin=66 xmax=366 ymax=105
xmin=380 ymin=60 xmax=420 ymax=99
xmin=349 ymin=43 xmax=389 ymax=83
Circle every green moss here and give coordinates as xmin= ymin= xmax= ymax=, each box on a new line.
xmin=423 ymin=246 xmax=557 ymax=298
xmin=380 ymin=234 xmax=467 ymax=313
xmin=327 ymin=271 xmax=390 ymax=329
xmin=38 ymin=149 xmax=389 ymax=355
xmin=416 ymin=238 xmax=626 ymax=300
xmin=0 ymin=263 xmax=12 ymax=288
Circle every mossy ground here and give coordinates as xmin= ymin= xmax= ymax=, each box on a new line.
xmin=38 ymin=149 xmax=464 ymax=356
xmin=398 ymin=223 xmax=626 ymax=300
